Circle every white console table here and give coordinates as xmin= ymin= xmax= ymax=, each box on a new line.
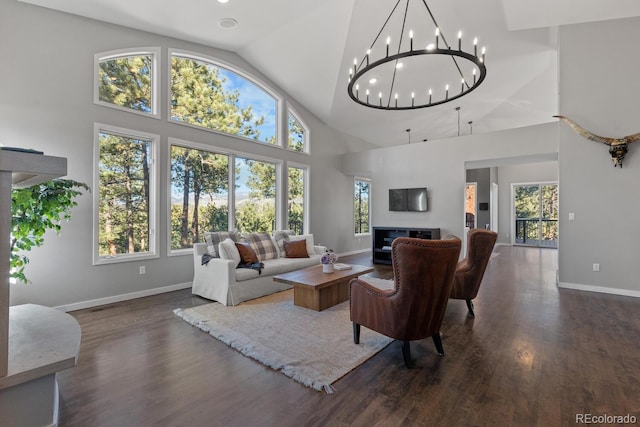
xmin=0 ymin=149 xmax=81 ymax=426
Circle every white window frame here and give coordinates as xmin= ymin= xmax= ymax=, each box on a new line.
xmin=94 ymin=47 xmax=161 ymax=119
xmin=168 ymin=49 xmax=283 ymax=147
xmin=232 ymin=153 xmax=282 ymax=233
xmin=93 ymin=123 xmax=160 ymax=265
xmin=354 ymin=177 xmax=372 ymax=236
xmin=286 ymin=108 xmax=310 ymax=154
xmin=166 ymin=138 xmax=232 ymax=256
xmin=166 ymin=139 xmax=284 ymax=256
xmin=286 ymin=162 xmax=310 ymax=234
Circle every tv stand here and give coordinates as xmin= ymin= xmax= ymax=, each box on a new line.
xmin=373 ymin=226 xmax=441 ymax=264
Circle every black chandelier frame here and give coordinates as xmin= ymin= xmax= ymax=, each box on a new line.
xmin=347 ymin=0 xmax=487 ymax=110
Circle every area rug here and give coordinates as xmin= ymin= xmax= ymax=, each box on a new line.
xmin=174 ymin=288 xmax=393 ymax=393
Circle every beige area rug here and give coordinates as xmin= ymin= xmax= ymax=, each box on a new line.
xmin=174 ymin=288 xmax=393 ymax=393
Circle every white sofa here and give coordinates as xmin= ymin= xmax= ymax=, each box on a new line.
xmin=192 ymin=235 xmax=326 ymax=306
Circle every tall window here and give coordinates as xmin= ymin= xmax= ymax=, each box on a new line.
xmin=354 ymin=178 xmax=371 ymax=235
xmin=234 ymin=157 xmax=277 ymax=233
xmin=95 ymin=49 xmax=159 ymax=117
xmin=170 ymin=52 xmax=277 ymax=144
xmin=288 ymin=111 xmax=307 ymax=152
xmin=95 ymin=125 xmax=158 ymax=263
xmin=287 ymin=165 xmax=307 ymax=234
xmin=169 ymin=143 xmax=229 ymax=250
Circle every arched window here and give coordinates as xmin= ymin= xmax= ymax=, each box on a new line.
xmin=287 ymin=110 xmax=308 ymax=153
xmin=94 ymin=48 xmax=159 ymax=117
xmin=170 ymin=51 xmax=278 ymax=145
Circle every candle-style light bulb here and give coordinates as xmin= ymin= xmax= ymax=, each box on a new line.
xmin=395 ymin=93 xmax=398 ymax=107
xmin=473 ymin=68 xmax=477 ymax=83
xmin=379 ymin=92 xmax=383 ymax=106
xmin=428 ymin=89 xmax=432 ymax=104
xmin=473 ymin=37 xmax=478 ymax=56
xmin=461 ymin=78 xmax=465 ymax=92
xmin=356 ymin=84 xmax=359 ymax=97
xmin=366 ymin=49 xmax=371 ymax=66
xmin=458 ymin=31 xmax=462 ymax=50
xmin=445 ymin=84 xmax=449 ymax=99
xmin=409 ymin=30 xmax=414 ymax=50
xmin=435 ymin=27 xmax=440 ymax=48
xmin=481 ymin=46 xmax=486 ymax=63
xmin=411 ymin=92 xmax=415 ymax=107
xmin=366 ymin=89 xmax=370 ymax=103
xmin=386 ymin=36 xmax=391 ymax=56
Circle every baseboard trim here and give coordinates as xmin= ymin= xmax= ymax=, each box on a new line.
xmin=558 ymin=282 xmax=640 ymax=298
xmin=55 ymin=282 xmax=193 ymax=312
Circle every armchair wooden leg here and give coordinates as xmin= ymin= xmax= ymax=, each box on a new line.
xmin=466 ymin=299 xmax=475 ymax=318
xmin=353 ymin=323 xmax=360 ymax=344
xmin=402 ymin=341 xmax=412 ymax=368
xmin=432 ymin=333 xmax=445 ymax=356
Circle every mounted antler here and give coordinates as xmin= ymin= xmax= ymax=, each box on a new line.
xmin=554 ymin=115 xmax=640 ymax=167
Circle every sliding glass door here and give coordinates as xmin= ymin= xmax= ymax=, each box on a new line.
xmin=513 ymin=183 xmax=558 ymax=248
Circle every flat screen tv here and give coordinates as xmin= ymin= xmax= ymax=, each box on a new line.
xmin=389 ymin=187 xmax=428 ymax=211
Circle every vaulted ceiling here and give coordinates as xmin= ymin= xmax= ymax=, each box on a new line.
xmin=18 ymin=0 xmax=640 ymax=147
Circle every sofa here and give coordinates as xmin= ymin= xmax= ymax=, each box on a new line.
xmin=192 ymin=230 xmax=326 ymax=305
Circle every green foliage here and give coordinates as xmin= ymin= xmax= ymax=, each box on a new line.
xmin=170 ymin=57 xmax=267 ymax=141
xmin=288 ymin=167 xmax=304 ymax=233
xmin=288 ymin=114 xmax=305 ymax=152
xmin=11 ymin=179 xmax=88 ymax=283
xmin=98 ymin=132 xmax=151 ymax=256
xmin=514 ymin=184 xmax=558 ymax=242
xmin=98 ymin=55 xmax=153 ymax=113
xmin=354 ymin=181 xmax=370 ymax=234
xmin=170 ymin=146 xmax=230 ymax=250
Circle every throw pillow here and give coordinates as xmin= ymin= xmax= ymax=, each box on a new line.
xmin=204 ymin=231 xmax=239 ymax=258
xmin=273 ymin=230 xmax=295 ymax=257
xmin=290 ymin=234 xmax=315 ymax=256
xmin=283 ymin=239 xmax=309 ymax=258
xmin=235 ymin=242 xmax=259 ymax=265
xmin=219 ymin=238 xmax=241 ymax=266
xmin=242 ymin=232 xmax=279 ymax=261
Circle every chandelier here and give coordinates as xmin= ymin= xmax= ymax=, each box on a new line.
xmin=347 ymin=0 xmax=487 ymax=110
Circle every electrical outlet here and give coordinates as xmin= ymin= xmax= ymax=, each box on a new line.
xmin=139 ymin=266 xmax=146 ymax=275
xmin=592 ymin=263 xmax=600 ymax=272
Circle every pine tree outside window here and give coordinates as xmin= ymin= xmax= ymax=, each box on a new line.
xmin=287 ymin=165 xmax=307 ymax=234
xmin=287 ymin=111 xmax=308 ymax=153
xmin=95 ymin=48 xmax=159 ymax=118
xmin=354 ymin=178 xmax=371 ymax=235
xmin=170 ymin=52 xmax=278 ymax=145
xmin=94 ymin=124 xmax=158 ymax=264
xmin=169 ymin=142 xmax=230 ymax=251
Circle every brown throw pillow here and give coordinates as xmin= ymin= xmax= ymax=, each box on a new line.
xmin=235 ymin=242 xmax=259 ymax=264
xmin=283 ymin=239 xmax=309 ymax=258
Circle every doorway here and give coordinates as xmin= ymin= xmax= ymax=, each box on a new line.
xmin=512 ymin=182 xmax=558 ymax=248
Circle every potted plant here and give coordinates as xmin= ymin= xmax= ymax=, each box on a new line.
xmin=11 ymin=179 xmax=88 ymax=283
xmin=321 ymin=249 xmax=338 ymax=273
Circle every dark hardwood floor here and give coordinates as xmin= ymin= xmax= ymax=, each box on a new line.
xmin=57 ymin=246 xmax=640 ymax=426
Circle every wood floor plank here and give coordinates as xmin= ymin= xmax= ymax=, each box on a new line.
xmin=55 ymin=246 xmax=640 ymax=426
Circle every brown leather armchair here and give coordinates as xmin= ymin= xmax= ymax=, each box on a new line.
xmin=450 ymin=228 xmax=497 ymax=317
xmin=350 ymin=236 xmax=461 ymax=367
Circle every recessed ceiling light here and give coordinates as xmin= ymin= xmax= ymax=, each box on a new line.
xmin=217 ymin=0 xmax=229 ymax=3
xmin=369 ymin=78 xmax=377 ymax=84
xmin=218 ymin=18 xmax=238 ymax=29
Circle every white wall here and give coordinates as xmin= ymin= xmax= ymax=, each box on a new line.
xmin=557 ymin=17 xmax=640 ymax=296
xmin=343 ymin=124 xmax=559 ymax=240
xmin=0 ymin=0 xmax=375 ymax=308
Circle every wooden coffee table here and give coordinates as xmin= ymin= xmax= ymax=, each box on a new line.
xmin=273 ymin=264 xmax=374 ymax=311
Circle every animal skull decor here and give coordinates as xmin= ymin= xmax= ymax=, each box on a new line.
xmin=554 ymin=115 xmax=640 ymax=167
